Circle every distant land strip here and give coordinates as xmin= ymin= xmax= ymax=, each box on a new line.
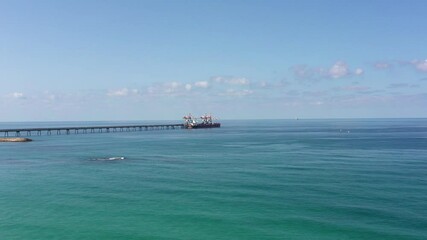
xmin=0 ymin=137 xmax=32 ymax=142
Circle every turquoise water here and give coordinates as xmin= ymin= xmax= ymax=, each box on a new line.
xmin=1 ymin=119 xmax=426 ymax=239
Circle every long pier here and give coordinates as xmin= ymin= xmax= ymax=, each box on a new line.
xmin=0 ymin=124 xmax=185 ymax=137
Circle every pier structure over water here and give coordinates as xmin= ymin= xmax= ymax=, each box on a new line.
xmin=0 ymin=124 xmax=185 ymax=137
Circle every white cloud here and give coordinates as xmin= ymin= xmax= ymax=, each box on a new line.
xmin=194 ymin=81 xmax=209 ymax=88
xmin=107 ymin=88 xmax=139 ymax=97
xmin=292 ymin=65 xmax=313 ymax=80
xmin=210 ymin=76 xmax=250 ymax=85
xmin=328 ymin=61 xmax=349 ymax=79
xmin=12 ymin=92 xmax=25 ymax=98
xmin=141 ymin=77 xmax=258 ymax=99
xmin=166 ymin=81 xmax=180 ymax=89
xmin=211 ymin=76 xmax=224 ymax=83
xmin=372 ymin=59 xmax=427 ymax=73
xmin=412 ymin=59 xmax=427 ymax=72
xmin=144 ymin=81 xmax=195 ymax=97
xmin=6 ymin=92 xmax=26 ymax=99
xmin=374 ymin=62 xmax=391 ymax=69
xmin=227 ymin=77 xmax=250 ymax=85
xmin=221 ymin=89 xmax=254 ymax=97
xmin=185 ymin=84 xmax=192 ymax=91
xmin=292 ymin=61 xmax=362 ymax=80
xmin=311 ymin=101 xmax=324 ymax=105
xmin=337 ymin=85 xmax=370 ymax=91
xmin=108 ymin=88 xmax=129 ymax=97
xmin=354 ymin=68 xmax=364 ymax=76
xmin=163 ymin=81 xmax=182 ymax=93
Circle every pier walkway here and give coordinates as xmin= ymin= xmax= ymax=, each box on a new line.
xmin=0 ymin=124 xmax=185 ymax=137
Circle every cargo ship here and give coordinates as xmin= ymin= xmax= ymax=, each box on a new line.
xmin=183 ymin=114 xmax=221 ymax=129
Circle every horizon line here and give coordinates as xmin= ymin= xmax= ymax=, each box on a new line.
xmin=1 ymin=117 xmax=426 ymax=123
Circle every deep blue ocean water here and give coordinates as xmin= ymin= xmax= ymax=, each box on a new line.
xmin=0 ymin=119 xmax=426 ymax=239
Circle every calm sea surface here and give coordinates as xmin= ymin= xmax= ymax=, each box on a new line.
xmin=0 ymin=119 xmax=426 ymax=239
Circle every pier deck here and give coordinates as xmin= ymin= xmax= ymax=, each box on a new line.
xmin=0 ymin=124 xmax=185 ymax=137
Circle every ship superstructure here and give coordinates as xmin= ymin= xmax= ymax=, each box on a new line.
xmin=183 ymin=114 xmax=221 ymax=129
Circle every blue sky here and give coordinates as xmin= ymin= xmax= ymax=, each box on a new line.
xmin=1 ymin=0 xmax=426 ymax=121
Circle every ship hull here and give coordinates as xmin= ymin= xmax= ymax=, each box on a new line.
xmin=187 ymin=123 xmax=221 ymax=129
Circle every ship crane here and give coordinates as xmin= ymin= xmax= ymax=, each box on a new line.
xmin=183 ymin=113 xmax=221 ymax=129
xmin=183 ymin=114 xmax=197 ymax=128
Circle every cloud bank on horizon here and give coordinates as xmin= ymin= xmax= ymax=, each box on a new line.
xmin=1 ymin=0 xmax=426 ymax=121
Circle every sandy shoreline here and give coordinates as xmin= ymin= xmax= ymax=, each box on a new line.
xmin=0 ymin=138 xmax=32 ymax=142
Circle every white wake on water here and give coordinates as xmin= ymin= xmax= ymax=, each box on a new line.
xmin=91 ymin=156 xmax=125 ymax=161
